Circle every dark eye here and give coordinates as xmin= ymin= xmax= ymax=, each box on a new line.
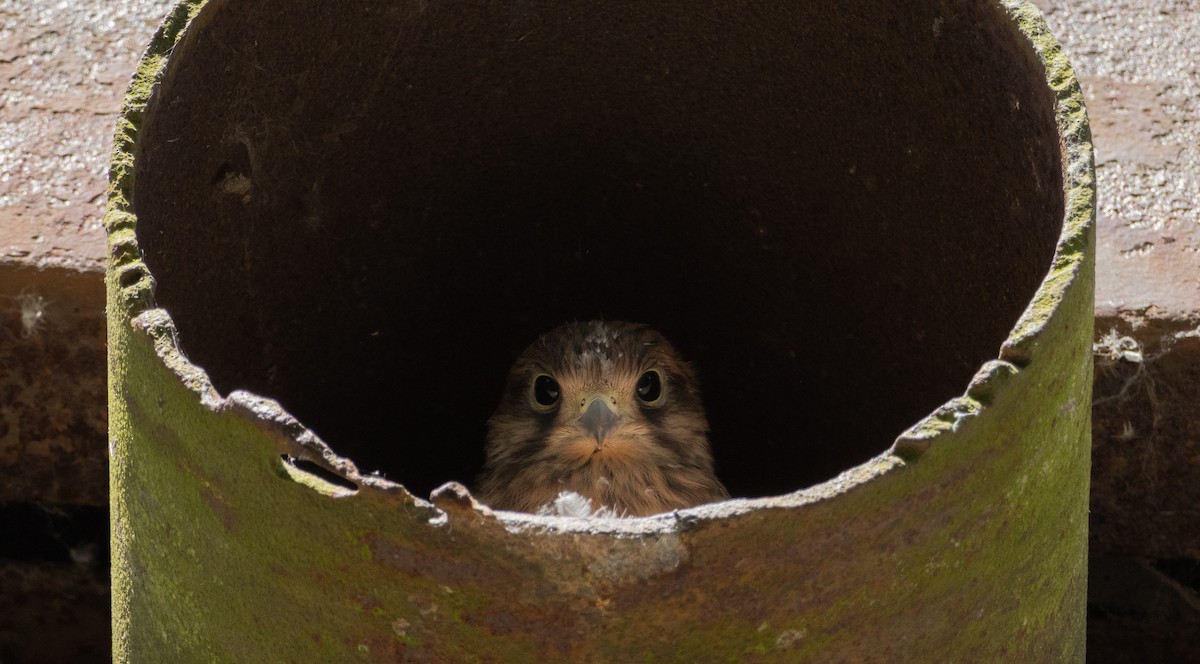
xmin=635 ymin=370 xmax=663 ymax=404
xmin=532 ymin=374 xmax=561 ymax=408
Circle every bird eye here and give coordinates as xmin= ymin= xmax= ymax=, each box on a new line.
xmin=635 ymin=369 xmax=663 ymax=404
xmin=532 ymin=374 xmax=561 ymax=409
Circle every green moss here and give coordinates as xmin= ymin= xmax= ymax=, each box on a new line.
xmin=997 ymin=0 xmax=1095 ymax=367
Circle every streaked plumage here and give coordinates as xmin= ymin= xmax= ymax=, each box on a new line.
xmin=477 ymin=321 xmax=729 ymax=516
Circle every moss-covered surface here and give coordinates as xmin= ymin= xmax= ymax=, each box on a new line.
xmin=106 ymin=0 xmax=1093 ymax=660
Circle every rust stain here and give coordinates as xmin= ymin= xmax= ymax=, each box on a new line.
xmin=179 ymin=457 xmax=238 ymax=532
xmin=197 ymin=484 xmax=238 ymax=532
xmin=361 ymin=532 xmax=491 ymax=588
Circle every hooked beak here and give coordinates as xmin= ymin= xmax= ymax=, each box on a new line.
xmin=577 ymin=393 xmax=620 ymax=449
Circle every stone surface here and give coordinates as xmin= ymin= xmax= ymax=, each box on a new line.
xmin=1 ymin=2 xmax=172 ymax=662
xmin=0 ymin=561 xmax=109 ymax=663
xmin=1092 ymin=316 xmax=1200 ymax=559
xmin=1089 ymin=313 xmax=1200 ymax=657
xmin=1037 ymin=2 xmax=1200 ymax=316
xmin=0 ymin=268 xmax=107 ymax=506
xmin=1088 ymin=554 xmax=1200 ymax=663
xmin=0 ymin=0 xmax=174 ymax=270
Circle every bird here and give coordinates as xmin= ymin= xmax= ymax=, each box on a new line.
xmin=477 ymin=320 xmax=729 ymax=517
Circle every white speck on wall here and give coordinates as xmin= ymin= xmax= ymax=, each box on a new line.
xmin=15 ymin=290 xmax=49 ymax=338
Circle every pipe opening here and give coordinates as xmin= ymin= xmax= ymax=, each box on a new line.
xmin=133 ymin=0 xmax=1064 ymax=501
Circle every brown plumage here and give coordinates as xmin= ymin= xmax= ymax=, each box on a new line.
xmin=477 ymin=321 xmax=729 ymax=517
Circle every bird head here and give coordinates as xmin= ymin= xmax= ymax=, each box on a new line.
xmin=478 ymin=321 xmax=727 ymax=515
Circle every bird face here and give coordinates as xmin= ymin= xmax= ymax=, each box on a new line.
xmin=527 ymin=359 xmax=670 ymax=467
xmin=477 ymin=321 xmax=729 ymax=516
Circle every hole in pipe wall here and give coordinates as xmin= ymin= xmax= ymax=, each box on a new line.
xmin=279 ymin=455 xmax=360 ymax=496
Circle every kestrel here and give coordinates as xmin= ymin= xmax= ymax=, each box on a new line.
xmin=477 ymin=321 xmax=729 ymax=516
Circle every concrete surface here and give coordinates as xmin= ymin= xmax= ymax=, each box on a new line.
xmin=1 ymin=0 xmax=175 ymax=269
xmin=0 ymin=0 xmax=1196 ymax=662
xmin=1036 ymin=0 xmax=1200 ymax=315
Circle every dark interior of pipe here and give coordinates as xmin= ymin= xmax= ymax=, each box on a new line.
xmin=132 ymin=0 xmax=1063 ymax=500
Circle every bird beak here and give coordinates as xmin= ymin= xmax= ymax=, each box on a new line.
xmin=577 ymin=394 xmax=620 ymax=449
